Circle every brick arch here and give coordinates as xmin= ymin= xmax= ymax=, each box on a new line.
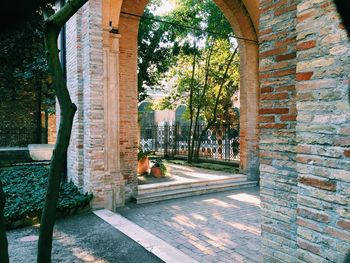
xmin=66 ymin=0 xmax=350 ymax=261
xmin=115 ymin=0 xmax=260 ymax=182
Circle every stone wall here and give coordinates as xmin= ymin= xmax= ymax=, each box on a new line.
xmin=259 ymin=0 xmax=350 ymax=261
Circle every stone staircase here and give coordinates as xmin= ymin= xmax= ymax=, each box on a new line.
xmin=136 ymin=174 xmax=257 ymax=204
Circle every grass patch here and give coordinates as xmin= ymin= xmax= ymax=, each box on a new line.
xmin=0 ymin=165 xmax=92 ymax=228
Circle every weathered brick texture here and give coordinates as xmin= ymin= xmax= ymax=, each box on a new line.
xmin=66 ymin=0 xmax=260 ymax=208
xmin=259 ymin=0 xmax=298 ymax=261
xmin=295 ymin=1 xmax=350 ymax=262
xmin=66 ymin=0 xmax=107 ymax=208
xmin=65 ymin=0 xmax=349 ymax=261
xmin=260 ymin=0 xmax=350 ymax=261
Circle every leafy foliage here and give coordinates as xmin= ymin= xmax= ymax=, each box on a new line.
xmin=151 ymin=158 xmax=167 ymax=175
xmin=161 ymin=39 xmax=239 ymax=126
xmin=138 ymin=0 xmax=234 ymax=102
xmin=139 ymin=0 xmax=240 ymax=162
xmin=0 ymin=14 xmax=52 ymax=103
xmin=138 ymin=8 xmax=180 ymax=102
xmin=138 ymin=147 xmax=152 ymax=161
xmin=0 ymin=165 xmax=92 ymax=224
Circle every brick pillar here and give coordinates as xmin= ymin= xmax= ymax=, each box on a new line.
xmin=259 ymin=0 xmax=298 ymax=261
xmin=238 ymin=39 xmax=260 ymax=180
xmin=102 ymin=29 xmax=125 ymax=209
xmin=66 ymin=8 xmax=84 ymax=189
xmin=118 ymin=5 xmax=142 ymax=199
xmin=295 ymin=1 xmax=350 ymax=261
xmin=66 ymin=0 xmax=108 ymax=208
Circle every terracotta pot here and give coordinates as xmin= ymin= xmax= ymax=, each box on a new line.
xmin=137 ymin=156 xmax=150 ymax=175
xmin=151 ymin=166 xmax=164 ymax=178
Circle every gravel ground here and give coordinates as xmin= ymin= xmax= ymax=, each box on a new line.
xmin=6 ymin=212 xmax=164 ymax=263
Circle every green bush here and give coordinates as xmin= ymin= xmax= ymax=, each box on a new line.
xmin=0 ymin=165 xmax=92 ymax=225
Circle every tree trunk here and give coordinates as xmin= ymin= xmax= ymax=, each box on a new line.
xmin=0 ymin=180 xmax=9 ymax=263
xmin=187 ymin=46 xmax=196 ymax=163
xmin=191 ymin=38 xmax=215 ymax=162
xmin=37 ymin=0 xmax=87 ymax=262
xmin=194 ymin=47 xmax=238 ymax=157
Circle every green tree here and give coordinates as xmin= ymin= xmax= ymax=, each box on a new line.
xmin=138 ymin=0 xmax=232 ymax=102
xmin=138 ymin=2 xmax=185 ymax=102
xmin=162 ymin=38 xmax=239 ymax=161
xmin=147 ymin=0 xmax=239 ymax=162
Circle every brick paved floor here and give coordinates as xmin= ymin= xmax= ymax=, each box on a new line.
xmin=118 ymin=187 xmax=261 ymax=263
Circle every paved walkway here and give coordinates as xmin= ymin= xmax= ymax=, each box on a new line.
xmin=118 ymin=187 xmax=261 ymax=263
xmin=7 ymin=213 xmax=163 ymax=263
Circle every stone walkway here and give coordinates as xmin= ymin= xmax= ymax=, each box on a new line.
xmin=118 ymin=187 xmax=261 ymax=263
xmin=6 ymin=213 xmax=163 ymax=263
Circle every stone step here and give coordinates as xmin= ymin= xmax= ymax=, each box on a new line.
xmin=138 ymin=174 xmax=248 ymax=195
xmin=136 ymin=179 xmax=258 ymax=204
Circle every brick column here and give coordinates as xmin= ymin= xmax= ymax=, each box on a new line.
xmin=119 ymin=5 xmax=142 ymax=199
xmin=259 ymin=0 xmax=298 ymax=261
xmin=66 ymin=0 xmax=107 ymax=208
xmin=238 ymin=39 xmax=260 ymax=180
xmin=103 ymin=29 xmax=125 ymax=209
xmin=295 ymin=1 xmax=350 ymax=261
xmin=66 ymin=8 xmax=84 ymax=189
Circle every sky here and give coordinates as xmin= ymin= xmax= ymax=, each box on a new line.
xmin=152 ymin=0 xmax=178 ymax=16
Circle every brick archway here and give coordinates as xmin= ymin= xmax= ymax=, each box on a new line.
xmin=65 ymin=0 xmax=260 ymax=208
xmin=116 ymin=0 xmax=260 ymax=191
xmin=65 ymin=0 xmax=350 ymax=261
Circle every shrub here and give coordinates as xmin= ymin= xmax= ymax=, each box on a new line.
xmin=0 ymin=165 xmax=92 ymax=227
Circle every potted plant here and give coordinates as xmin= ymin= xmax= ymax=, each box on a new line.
xmin=137 ymin=148 xmax=151 ymax=175
xmin=151 ymin=159 xmax=167 ymax=178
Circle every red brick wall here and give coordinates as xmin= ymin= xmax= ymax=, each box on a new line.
xmin=295 ymin=1 xmax=350 ymax=261
xmin=259 ymin=0 xmax=350 ymax=261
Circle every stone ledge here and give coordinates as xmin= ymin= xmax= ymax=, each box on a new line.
xmin=28 ymin=144 xmax=54 ymax=161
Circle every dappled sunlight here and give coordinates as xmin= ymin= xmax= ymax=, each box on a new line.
xmin=20 ymin=235 xmax=38 ymax=242
xmin=212 ymin=213 xmax=224 ymax=220
xmin=163 ymin=220 xmax=186 ymax=232
xmin=121 ymin=188 xmax=261 ymax=262
xmin=201 ymin=231 xmax=234 ymax=248
xmin=164 ymin=163 xmax=238 ymax=183
xmin=227 ymin=193 xmax=260 ymax=206
xmin=71 ymin=247 xmax=109 ymax=263
xmin=191 ymin=213 xmax=208 ymax=221
xmin=54 ymin=230 xmax=110 ymax=263
xmin=188 ymin=239 xmax=216 ymax=255
xmin=226 ymin=221 xmax=260 ymax=235
xmin=170 ymin=205 xmax=182 ymax=210
xmin=169 ymin=164 xmax=196 ymax=172
xmin=173 ymin=214 xmax=196 ymax=228
xmin=203 ymin=198 xmax=238 ymax=208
